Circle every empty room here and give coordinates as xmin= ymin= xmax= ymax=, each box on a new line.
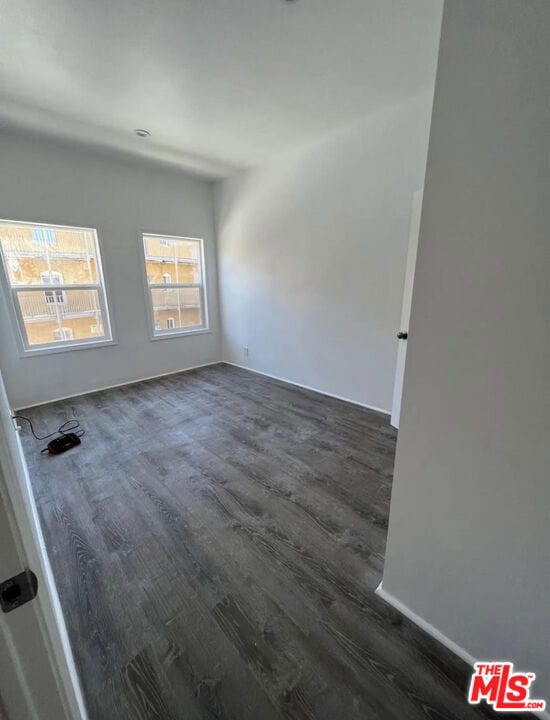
xmin=0 ymin=1 xmax=548 ymax=719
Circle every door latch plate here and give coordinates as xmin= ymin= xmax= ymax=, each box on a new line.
xmin=0 ymin=569 xmax=38 ymax=613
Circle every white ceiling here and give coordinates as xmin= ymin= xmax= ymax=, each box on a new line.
xmin=0 ymin=0 xmax=442 ymax=178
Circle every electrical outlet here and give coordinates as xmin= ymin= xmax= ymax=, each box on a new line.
xmin=243 ymin=346 xmax=249 ymax=357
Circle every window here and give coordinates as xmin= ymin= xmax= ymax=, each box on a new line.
xmin=41 ymin=270 xmax=62 ymax=284
xmin=43 ymin=288 xmax=67 ymax=305
xmin=0 ymin=220 xmax=113 ymax=352
xmin=142 ymin=233 xmax=208 ymax=337
xmin=53 ymin=327 xmax=73 ymax=341
xmin=32 ymin=227 xmax=57 ymax=247
xmin=41 ymin=271 xmax=67 ymax=304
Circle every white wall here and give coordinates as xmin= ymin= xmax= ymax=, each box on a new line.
xmin=382 ymin=0 xmax=550 ymax=700
xmin=0 ymin=130 xmax=221 ymax=408
xmin=215 ymin=91 xmax=436 ymax=412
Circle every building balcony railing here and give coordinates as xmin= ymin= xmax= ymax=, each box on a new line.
xmin=152 ymin=303 xmax=200 ymax=311
xmin=150 ymin=288 xmax=201 ymax=311
xmin=19 ymin=290 xmax=101 ymax=322
xmin=145 ymin=254 xmax=199 ymax=265
xmin=3 ymin=246 xmax=96 ymax=260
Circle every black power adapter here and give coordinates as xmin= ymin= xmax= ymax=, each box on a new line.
xmin=45 ymin=432 xmax=82 ymax=455
xmin=12 ymin=415 xmax=84 ymax=455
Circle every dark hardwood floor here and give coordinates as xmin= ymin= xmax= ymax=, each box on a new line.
xmin=20 ymin=363 xmax=501 ymax=720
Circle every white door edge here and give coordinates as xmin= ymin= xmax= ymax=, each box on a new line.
xmin=0 ymin=368 xmax=88 ymax=720
xmin=391 ymin=187 xmax=424 ymax=429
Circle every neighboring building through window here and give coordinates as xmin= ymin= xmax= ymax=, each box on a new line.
xmin=41 ymin=270 xmax=63 ymax=284
xmin=0 ymin=220 xmax=113 ymax=351
xmin=53 ymin=327 xmax=74 ymax=341
xmin=142 ymin=233 xmax=207 ymax=337
xmin=32 ymin=227 xmax=57 ymax=247
xmin=41 ymin=270 xmax=66 ymax=305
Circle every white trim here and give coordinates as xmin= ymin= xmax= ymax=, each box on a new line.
xmin=224 ymin=362 xmax=390 ymax=416
xmin=12 ymin=360 xmax=223 ymax=410
xmin=11 ymin=474 xmax=89 ymax=720
xmin=149 ymin=328 xmax=212 ymax=341
xmin=18 ymin=338 xmax=117 ymax=359
xmin=0 ymin=217 xmax=99 ymax=234
xmin=375 ymin=582 xmax=477 ymax=665
xmin=148 ymin=282 xmax=201 ymax=289
xmin=374 ymin=583 xmax=550 ymax=720
xmin=13 ymin=283 xmax=100 ymax=291
xmin=391 ymin=186 xmax=423 ymax=429
xmin=142 ymin=231 xmax=205 ymax=242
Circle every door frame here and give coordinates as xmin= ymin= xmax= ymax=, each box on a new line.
xmin=0 ymin=368 xmax=87 ymax=720
xmin=391 ymin=187 xmax=424 ymax=429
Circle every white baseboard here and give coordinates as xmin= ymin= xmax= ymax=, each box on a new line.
xmin=375 ymin=582 xmax=477 ymax=665
xmin=18 ymin=360 xmax=391 ymax=416
xmin=224 ymin=362 xmax=390 ymax=416
xmin=14 ymin=360 xmax=223 ymax=411
xmin=375 ymin=583 xmax=549 ymax=720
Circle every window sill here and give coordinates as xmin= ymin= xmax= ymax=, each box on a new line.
xmin=150 ymin=328 xmax=212 ymax=341
xmin=20 ymin=338 xmax=117 ymax=358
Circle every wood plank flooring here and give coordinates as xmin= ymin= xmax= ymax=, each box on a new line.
xmin=20 ymin=363 xmax=505 ymax=720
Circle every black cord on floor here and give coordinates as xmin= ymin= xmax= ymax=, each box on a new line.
xmin=12 ymin=415 xmax=85 ymax=441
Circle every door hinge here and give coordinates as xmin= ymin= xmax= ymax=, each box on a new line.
xmin=0 ymin=569 xmax=38 ymax=613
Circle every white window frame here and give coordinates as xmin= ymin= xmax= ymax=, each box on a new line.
xmin=0 ymin=219 xmax=115 ymax=356
xmin=140 ymin=232 xmax=209 ymax=340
